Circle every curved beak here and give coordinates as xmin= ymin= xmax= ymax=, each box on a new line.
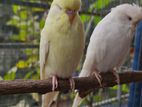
xmin=66 ymin=10 xmax=76 ymax=24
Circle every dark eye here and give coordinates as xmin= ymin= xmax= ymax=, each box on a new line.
xmin=128 ymin=16 xmax=132 ymax=21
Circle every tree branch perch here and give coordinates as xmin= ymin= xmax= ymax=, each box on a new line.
xmin=0 ymin=71 xmax=142 ymax=95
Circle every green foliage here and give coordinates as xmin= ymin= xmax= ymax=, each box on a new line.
xmin=111 ymin=84 xmax=129 ymax=93
xmin=40 ymin=19 xmax=45 ymax=29
xmin=16 ymin=60 xmax=29 ymax=69
xmin=2 ymin=3 xmax=41 ymax=82
xmin=80 ymin=15 xmax=91 ymax=23
xmin=1 ymin=0 xmax=130 ymax=106
xmin=24 ymin=69 xmax=40 ymax=80
xmin=82 ymin=0 xmax=112 ymax=25
xmin=3 ymin=67 xmax=17 ymax=80
xmin=7 ymin=5 xmax=42 ymax=42
xmin=12 ymin=5 xmax=20 ymax=14
xmin=94 ymin=15 xmax=102 ymax=24
xmin=0 ymin=76 xmax=3 ymax=80
xmin=93 ymin=0 xmax=112 ymax=9
xmin=4 ymin=72 xmax=16 ymax=80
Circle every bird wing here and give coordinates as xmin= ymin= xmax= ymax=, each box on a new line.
xmin=39 ymin=5 xmax=63 ymax=77
xmin=88 ymin=35 xmax=107 ymax=66
xmin=40 ymin=30 xmax=49 ymax=79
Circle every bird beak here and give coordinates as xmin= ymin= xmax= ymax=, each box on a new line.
xmin=66 ymin=10 xmax=76 ymax=24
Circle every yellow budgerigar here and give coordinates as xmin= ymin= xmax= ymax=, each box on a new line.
xmin=40 ymin=0 xmax=85 ymax=107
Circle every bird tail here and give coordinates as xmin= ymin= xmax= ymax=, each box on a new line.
xmin=72 ymin=69 xmax=90 ymax=107
xmin=72 ymin=93 xmax=83 ymax=107
xmin=41 ymin=91 xmax=59 ymax=107
xmin=79 ymin=69 xmax=90 ymax=77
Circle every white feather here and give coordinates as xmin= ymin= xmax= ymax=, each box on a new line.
xmin=72 ymin=3 xmax=142 ymax=107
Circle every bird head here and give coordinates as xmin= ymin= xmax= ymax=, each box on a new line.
xmin=52 ymin=0 xmax=81 ymax=23
xmin=112 ymin=4 xmax=142 ymax=26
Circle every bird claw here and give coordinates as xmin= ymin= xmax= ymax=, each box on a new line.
xmin=52 ymin=75 xmax=58 ymax=91
xmin=92 ymin=71 xmax=102 ymax=87
xmin=112 ymin=70 xmax=120 ymax=85
xmin=51 ymin=76 xmax=75 ymax=91
xmin=69 ymin=78 xmax=75 ymax=91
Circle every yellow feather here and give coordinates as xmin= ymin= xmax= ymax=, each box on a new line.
xmin=40 ymin=0 xmax=84 ymax=107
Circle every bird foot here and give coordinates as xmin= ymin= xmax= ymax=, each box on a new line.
xmin=69 ymin=78 xmax=75 ymax=91
xmin=112 ymin=70 xmax=120 ymax=85
xmin=51 ymin=75 xmax=58 ymax=91
xmin=92 ymin=71 xmax=102 ymax=87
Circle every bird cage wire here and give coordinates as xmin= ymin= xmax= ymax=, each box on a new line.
xmin=0 ymin=0 xmax=141 ymax=107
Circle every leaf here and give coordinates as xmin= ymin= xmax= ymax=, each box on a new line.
xmin=24 ymin=68 xmax=40 ymax=80
xmin=20 ymin=10 xmax=28 ymax=20
xmin=111 ymin=85 xmax=118 ymax=90
xmin=20 ymin=30 xmax=27 ymax=41
xmin=9 ymin=34 xmax=20 ymax=41
xmin=32 ymin=7 xmax=45 ymax=12
xmin=122 ymin=84 xmax=129 ymax=93
xmin=0 ymin=76 xmax=3 ymax=80
xmin=93 ymin=0 xmax=112 ymax=9
xmin=24 ymin=71 xmax=34 ymax=79
xmin=16 ymin=60 xmax=29 ymax=69
xmin=31 ymin=74 xmax=40 ymax=80
xmin=40 ymin=19 xmax=45 ymax=29
xmin=7 ymin=15 xmax=20 ymax=26
xmin=94 ymin=15 xmax=102 ymax=24
xmin=8 ymin=66 xmax=17 ymax=73
xmin=20 ymin=22 xmax=27 ymax=30
xmin=111 ymin=84 xmax=129 ymax=93
xmin=4 ymin=72 xmax=16 ymax=80
xmin=94 ymin=95 xmax=102 ymax=102
xmin=80 ymin=15 xmax=91 ymax=23
xmin=25 ymin=49 xmax=33 ymax=55
xmin=12 ymin=5 xmax=20 ymax=14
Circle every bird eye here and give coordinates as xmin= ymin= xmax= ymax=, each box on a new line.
xmin=128 ymin=16 xmax=132 ymax=21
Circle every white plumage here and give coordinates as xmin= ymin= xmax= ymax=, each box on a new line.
xmin=72 ymin=3 xmax=142 ymax=107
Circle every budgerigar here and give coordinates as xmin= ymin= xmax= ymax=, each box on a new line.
xmin=72 ymin=4 xmax=142 ymax=107
xmin=40 ymin=0 xmax=85 ymax=107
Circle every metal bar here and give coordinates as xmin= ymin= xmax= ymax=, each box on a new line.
xmin=0 ymin=0 xmax=50 ymax=9
xmin=0 ymin=43 xmax=39 ymax=49
xmin=82 ymin=94 xmax=129 ymax=107
xmin=79 ymin=11 xmax=108 ymax=16
xmin=93 ymin=94 xmax=129 ymax=107
xmin=128 ymin=21 xmax=142 ymax=107
xmin=0 ymin=0 xmax=108 ymax=16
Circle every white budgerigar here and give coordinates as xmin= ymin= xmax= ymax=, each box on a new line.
xmin=40 ymin=0 xmax=85 ymax=107
xmin=72 ymin=4 xmax=142 ymax=107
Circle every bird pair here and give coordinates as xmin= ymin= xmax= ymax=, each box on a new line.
xmin=40 ymin=0 xmax=142 ymax=106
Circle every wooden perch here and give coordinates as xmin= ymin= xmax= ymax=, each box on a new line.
xmin=0 ymin=71 xmax=142 ymax=95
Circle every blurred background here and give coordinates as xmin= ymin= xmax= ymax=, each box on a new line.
xmin=0 ymin=0 xmax=141 ymax=107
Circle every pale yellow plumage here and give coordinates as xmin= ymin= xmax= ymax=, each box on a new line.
xmin=40 ymin=0 xmax=85 ymax=107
